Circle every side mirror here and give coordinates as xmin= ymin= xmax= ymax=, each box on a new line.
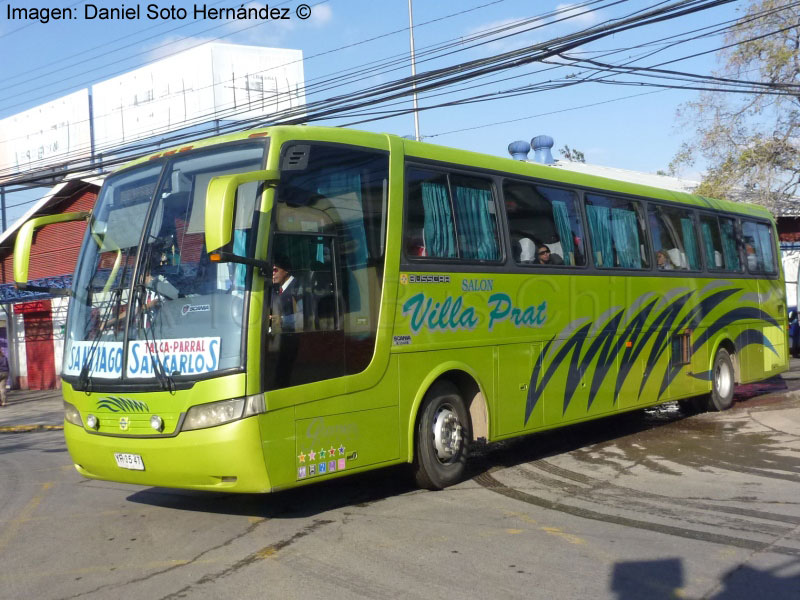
xmin=205 ymin=169 xmax=279 ymax=253
xmin=14 ymin=211 xmax=90 ymax=291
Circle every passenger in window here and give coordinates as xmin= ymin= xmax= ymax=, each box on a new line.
xmin=656 ymin=250 xmax=675 ymax=271
xmin=745 ymin=244 xmax=758 ymax=271
xmin=271 ymin=254 xmax=304 ymax=332
xmin=536 ymin=245 xmax=564 ymax=265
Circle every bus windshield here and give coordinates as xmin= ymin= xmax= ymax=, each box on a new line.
xmin=64 ymin=142 xmax=266 ymax=385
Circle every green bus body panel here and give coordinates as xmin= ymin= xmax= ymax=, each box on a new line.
xmin=14 ymin=211 xmax=90 ymax=283
xmin=58 ymin=125 xmax=786 ymax=494
xmin=67 ymin=417 xmax=270 ymax=492
xmin=393 ymin=271 xmax=786 ymax=447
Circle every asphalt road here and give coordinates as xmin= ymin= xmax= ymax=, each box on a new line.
xmin=1 ymin=371 xmax=800 ymax=599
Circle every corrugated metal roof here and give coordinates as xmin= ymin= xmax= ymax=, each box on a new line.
xmin=0 ymin=173 xmax=104 ymax=247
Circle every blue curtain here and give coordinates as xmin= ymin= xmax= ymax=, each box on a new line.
xmin=317 ymin=171 xmax=368 ymax=267
xmin=453 ymin=185 xmax=498 ymax=260
xmin=680 ymin=218 xmax=701 ymax=270
xmin=422 ymin=181 xmax=456 ymax=258
xmin=586 ymin=205 xmax=612 ymax=267
xmin=552 ymin=201 xmax=574 ymax=266
xmin=700 ymin=222 xmax=717 ymax=269
xmin=317 ymin=171 xmax=361 ymax=199
xmin=610 ymin=208 xmax=641 ymax=268
xmin=720 ymin=220 xmax=740 ymax=271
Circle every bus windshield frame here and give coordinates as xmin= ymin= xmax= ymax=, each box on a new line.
xmin=63 ymin=140 xmax=268 ymax=391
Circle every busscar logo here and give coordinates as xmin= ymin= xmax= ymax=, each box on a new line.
xmin=118 ymin=417 xmax=130 ymax=431
xmin=406 ymin=274 xmax=451 ymax=284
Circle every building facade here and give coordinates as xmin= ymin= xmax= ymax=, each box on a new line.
xmin=0 ymin=179 xmax=99 ymax=389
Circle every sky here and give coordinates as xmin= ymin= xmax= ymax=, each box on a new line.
xmin=0 ymin=0 xmax=746 ymax=227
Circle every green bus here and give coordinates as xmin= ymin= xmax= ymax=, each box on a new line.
xmin=14 ymin=126 xmax=787 ymax=492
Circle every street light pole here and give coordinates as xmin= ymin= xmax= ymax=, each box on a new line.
xmin=408 ymin=0 xmax=421 ymax=141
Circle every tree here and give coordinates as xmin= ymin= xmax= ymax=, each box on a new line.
xmin=670 ymin=0 xmax=799 ymax=212
xmin=559 ymin=145 xmax=586 ymax=162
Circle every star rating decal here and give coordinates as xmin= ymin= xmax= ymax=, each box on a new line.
xmin=297 ymin=443 xmax=350 ymax=476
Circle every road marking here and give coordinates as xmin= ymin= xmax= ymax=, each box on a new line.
xmin=542 ymin=526 xmax=586 ymax=545
xmin=0 ymin=424 xmax=63 ymax=434
xmin=0 ymin=482 xmax=53 ymax=551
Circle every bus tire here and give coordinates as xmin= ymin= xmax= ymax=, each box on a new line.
xmin=707 ymin=348 xmax=735 ymax=411
xmin=413 ymin=381 xmax=471 ymax=490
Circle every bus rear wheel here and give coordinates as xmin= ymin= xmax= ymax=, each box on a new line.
xmin=707 ymin=348 xmax=735 ymax=411
xmin=413 ymin=381 xmax=470 ymax=490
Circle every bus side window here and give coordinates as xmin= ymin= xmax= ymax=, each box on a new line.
xmin=742 ymin=220 xmax=776 ymax=274
xmin=405 ymin=169 xmax=501 ymax=262
xmin=700 ymin=214 xmax=733 ymax=271
xmin=647 ymin=204 xmax=702 ymax=271
xmin=502 ymin=180 xmax=585 ymax=266
xmin=718 ymin=217 xmax=742 ymax=272
xmin=584 ymin=193 xmax=649 ymax=269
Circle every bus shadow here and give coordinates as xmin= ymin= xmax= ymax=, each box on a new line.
xmin=125 ymin=379 xmax=792 ymax=517
xmin=125 ymin=463 xmax=419 ymax=519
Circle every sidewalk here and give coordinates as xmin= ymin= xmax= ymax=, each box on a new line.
xmin=0 ymin=388 xmax=64 ymax=433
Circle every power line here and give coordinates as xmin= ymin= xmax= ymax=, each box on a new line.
xmin=0 ymin=0 xmax=592 ymax=162
xmin=0 ymin=0 xmax=741 ymax=190
xmin=0 ymin=0 xmax=513 ymax=147
xmin=0 ymin=0 xmax=323 ymax=113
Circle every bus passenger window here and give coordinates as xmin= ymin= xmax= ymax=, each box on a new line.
xmin=700 ymin=215 xmax=739 ymax=272
xmin=647 ymin=204 xmax=701 ymax=271
xmin=741 ymin=220 xmax=776 ymax=274
xmin=584 ymin=194 xmax=649 ymax=269
xmin=405 ymin=169 xmax=501 ymax=262
xmin=502 ymin=181 xmax=585 ymax=266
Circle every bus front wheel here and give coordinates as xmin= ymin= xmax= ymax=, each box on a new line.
xmin=707 ymin=348 xmax=735 ymax=411
xmin=413 ymin=381 xmax=471 ymax=490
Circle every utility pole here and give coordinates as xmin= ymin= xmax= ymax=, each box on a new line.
xmin=1 ymin=187 xmax=6 ymax=233
xmin=408 ymin=0 xmax=420 ymax=141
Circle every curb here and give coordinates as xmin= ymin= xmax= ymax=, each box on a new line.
xmin=0 ymin=424 xmax=63 ymax=434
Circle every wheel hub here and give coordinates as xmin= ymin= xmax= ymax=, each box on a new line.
xmin=716 ymin=359 xmax=732 ymax=398
xmin=432 ymin=407 xmax=462 ymax=461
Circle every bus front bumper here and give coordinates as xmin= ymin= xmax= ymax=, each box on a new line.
xmin=64 ymin=417 xmax=271 ymax=493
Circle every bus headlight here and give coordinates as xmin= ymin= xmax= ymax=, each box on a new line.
xmin=182 ymin=394 xmax=265 ymax=431
xmin=86 ymin=414 xmax=99 ymax=430
xmin=64 ymin=401 xmax=83 ymax=427
xmin=150 ymin=415 xmax=164 ymax=432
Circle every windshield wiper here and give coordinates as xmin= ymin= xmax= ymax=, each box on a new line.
xmin=77 ymin=284 xmax=125 ymax=392
xmin=135 ymin=282 xmax=176 ymax=393
xmin=76 ymin=247 xmax=134 ymax=391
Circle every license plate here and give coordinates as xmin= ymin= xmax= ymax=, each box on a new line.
xmin=114 ymin=453 xmax=145 ymax=471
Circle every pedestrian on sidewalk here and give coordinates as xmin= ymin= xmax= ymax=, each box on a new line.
xmin=0 ymin=347 xmax=9 ymax=406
